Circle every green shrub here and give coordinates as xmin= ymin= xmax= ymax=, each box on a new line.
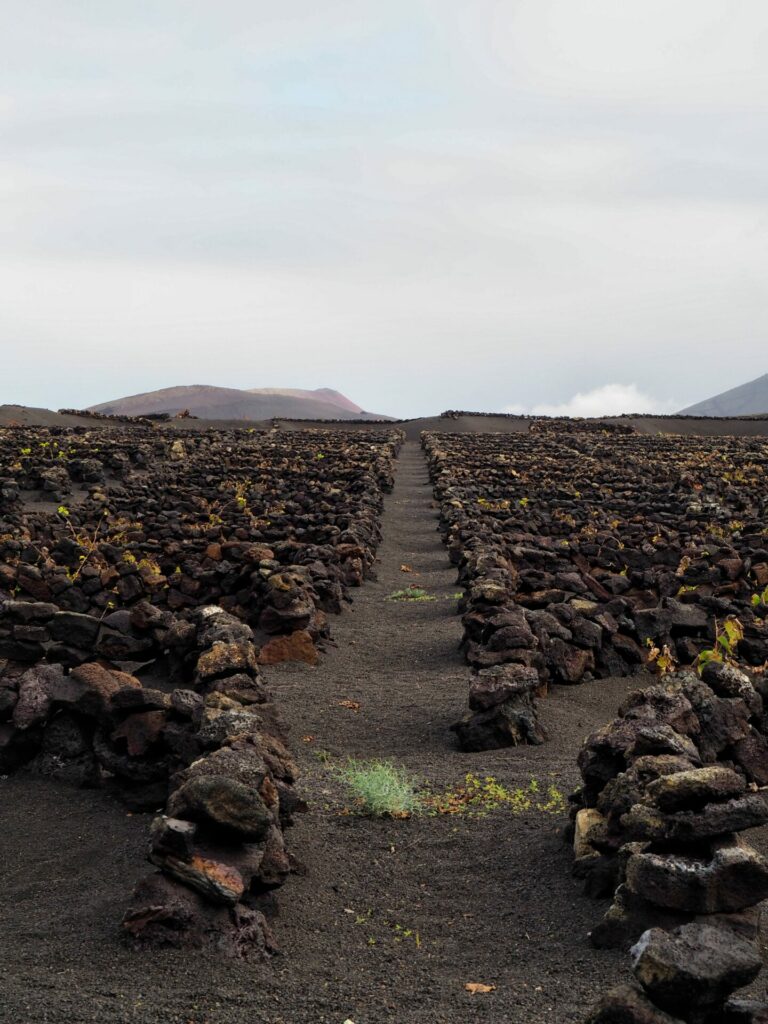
xmin=386 ymin=586 xmax=435 ymax=602
xmin=339 ymin=759 xmax=420 ymax=818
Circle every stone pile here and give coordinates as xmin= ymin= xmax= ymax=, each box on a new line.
xmin=123 ymin=606 xmax=302 ymax=957
xmin=440 ymin=409 xmax=532 ymax=421
xmin=0 ymin=599 xmax=302 ymax=957
xmin=450 ymin=662 xmax=548 ymax=750
xmin=569 ymin=662 xmax=768 ymax=950
xmin=574 ymin=662 xmax=768 ymax=1022
xmin=423 ymin=428 xmax=768 ymax=750
xmin=0 ymin=598 xmax=164 ymax=673
xmin=587 ymin=922 xmax=766 ymax=1023
xmin=57 ymin=407 xmax=162 ymax=424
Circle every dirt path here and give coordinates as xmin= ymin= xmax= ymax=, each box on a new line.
xmin=0 ymin=443 xmax=671 ymax=1024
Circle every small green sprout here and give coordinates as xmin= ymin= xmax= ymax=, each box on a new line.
xmin=386 ymin=586 xmax=436 ymax=602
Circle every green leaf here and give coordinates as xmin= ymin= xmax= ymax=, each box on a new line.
xmin=723 ymin=618 xmax=744 ymax=646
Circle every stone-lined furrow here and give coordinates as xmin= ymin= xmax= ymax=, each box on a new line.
xmin=423 ymin=426 xmax=768 ymax=752
xmin=0 ymin=426 xmax=406 ymax=959
xmin=0 ymin=426 xmax=404 ymax=666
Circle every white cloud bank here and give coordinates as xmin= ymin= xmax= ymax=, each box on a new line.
xmin=505 ymin=383 xmax=679 ymax=418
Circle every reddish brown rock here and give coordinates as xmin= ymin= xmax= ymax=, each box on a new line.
xmin=67 ymin=662 xmax=141 ymax=717
xmin=257 ymin=630 xmax=318 ymax=666
xmin=112 ymin=710 xmax=167 ymax=757
xmin=154 ymin=853 xmax=246 ymax=905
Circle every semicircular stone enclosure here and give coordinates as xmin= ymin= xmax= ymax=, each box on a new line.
xmin=0 ymin=424 xmax=403 ymax=954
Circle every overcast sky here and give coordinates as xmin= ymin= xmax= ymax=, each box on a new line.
xmin=1 ymin=1 xmax=766 ymax=418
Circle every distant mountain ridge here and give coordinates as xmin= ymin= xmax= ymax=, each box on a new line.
xmin=244 ymin=387 xmax=364 ymax=414
xmin=89 ymin=385 xmax=393 ymax=421
xmin=679 ymin=372 xmax=768 ymax=416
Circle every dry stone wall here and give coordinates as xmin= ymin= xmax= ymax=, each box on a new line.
xmin=423 ymin=427 xmax=768 ymax=750
xmin=572 ymin=663 xmax=768 ymax=1021
xmin=0 ymin=599 xmax=300 ymax=955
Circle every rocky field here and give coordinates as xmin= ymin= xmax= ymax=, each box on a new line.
xmin=1 ymin=420 xmax=767 ymax=1023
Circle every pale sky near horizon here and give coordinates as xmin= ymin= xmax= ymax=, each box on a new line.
xmin=1 ymin=1 xmax=766 ymax=418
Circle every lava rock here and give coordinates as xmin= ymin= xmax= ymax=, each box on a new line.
xmin=451 ymin=702 xmax=548 ymax=750
xmin=621 ymin=793 xmax=768 ymax=844
xmin=585 ymin=982 xmax=687 ymax=1023
xmin=630 ymin=923 xmax=762 ymax=1015
xmin=590 ymin=883 xmax=761 ymax=951
xmin=122 ymin=872 xmax=276 ymax=958
xmin=48 ymin=611 xmax=100 ymax=648
xmin=467 ymin=663 xmax=542 ymax=710
xmin=166 ymin=775 xmax=272 ymax=841
xmin=643 ymin=766 xmax=746 ymax=812
xmin=624 ymin=840 xmax=768 ymax=914
xmin=150 ymin=815 xmax=197 ymax=861
xmin=195 ymin=641 xmax=260 ymax=683
xmin=723 ymin=997 xmax=768 ymax=1023
xmin=257 ymin=630 xmax=318 ymax=666
xmin=64 ymin=662 xmax=142 ymax=718
xmin=170 ymin=688 xmax=204 ymax=719
xmin=12 ymin=663 xmax=66 ymax=730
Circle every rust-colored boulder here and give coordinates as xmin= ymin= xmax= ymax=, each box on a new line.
xmin=67 ymin=662 xmax=141 ymax=718
xmin=258 ymin=630 xmax=318 ymax=666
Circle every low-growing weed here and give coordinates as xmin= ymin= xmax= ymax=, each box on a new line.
xmin=386 ymin=586 xmax=436 ymax=602
xmin=339 ymin=759 xmax=420 ymax=818
xmin=349 ymin=907 xmax=422 ymax=949
xmin=423 ymin=773 xmax=565 ymax=817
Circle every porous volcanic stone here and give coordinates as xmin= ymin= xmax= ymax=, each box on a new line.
xmin=167 ymin=775 xmax=271 ymax=840
xmin=12 ymin=663 xmax=66 ymax=730
xmin=150 ymin=816 xmax=197 ymax=861
xmin=467 ymin=663 xmax=541 ymax=710
xmin=122 ymin=872 xmax=276 ymax=958
xmin=66 ymin=662 xmax=141 ymax=718
xmin=723 ymin=997 xmax=768 ymax=1023
xmin=195 ymin=641 xmax=259 ymax=682
xmin=258 ymin=630 xmax=318 ymax=666
xmin=625 ymin=841 xmax=768 ymax=914
xmin=585 ymin=982 xmax=686 ymax=1023
xmin=630 ymin=923 xmax=762 ymax=1015
xmin=621 ymin=793 xmax=768 ymax=844
xmin=643 ymin=766 xmax=746 ymax=812
xmin=153 ymin=853 xmax=246 ymax=905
